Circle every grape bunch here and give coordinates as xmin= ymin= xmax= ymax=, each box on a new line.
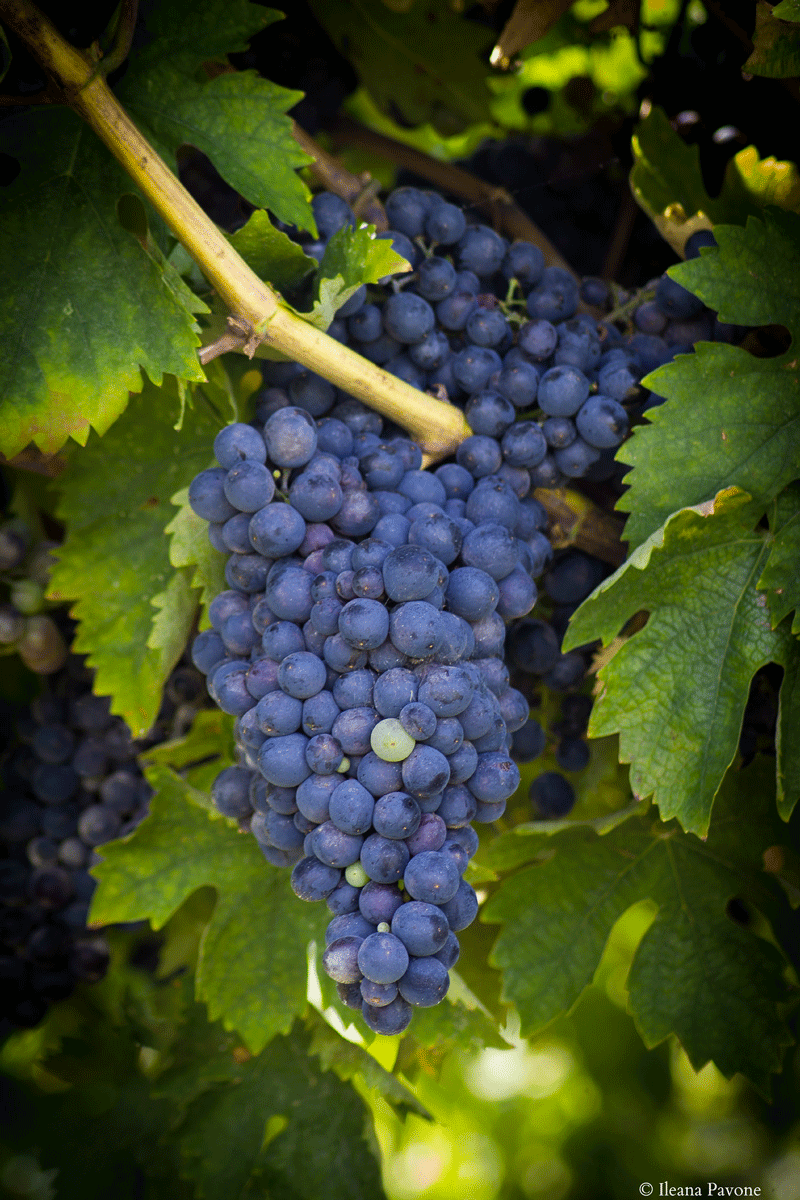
xmin=188 ymin=185 xmax=740 ymax=1033
xmin=0 ymin=655 xmax=205 ymax=1029
xmin=275 ymin=185 xmax=639 ymax=489
xmin=0 ymin=518 xmax=68 ymax=675
xmin=187 ymin=384 xmax=564 ymax=1032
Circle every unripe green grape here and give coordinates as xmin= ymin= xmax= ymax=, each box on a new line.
xmin=11 ymin=578 xmax=45 ymax=614
xmin=345 ymin=862 xmax=368 ymax=887
xmin=370 ymin=718 xmax=415 ymax=762
xmin=17 ymin=614 xmax=68 ymax=674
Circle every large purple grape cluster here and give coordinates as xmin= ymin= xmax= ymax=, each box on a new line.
xmin=188 ymin=394 xmax=558 ymax=1033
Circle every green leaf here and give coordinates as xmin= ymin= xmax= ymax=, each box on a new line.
xmin=119 ymin=1 xmax=314 ymax=231
xmin=91 ymin=765 xmax=327 ymax=1052
xmin=402 ymin=994 xmax=506 ymax=1058
xmin=167 ymin=487 xmax=227 ymax=630
xmin=630 ymin=107 xmax=800 ymax=255
xmin=0 ymin=108 xmax=204 ymax=459
xmin=2 ymin=991 xmax=189 ymax=1199
xmin=563 ymin=489 xmax=796 ymax=835
xmin=166 ymin=1024 xmax=385 ymax=1200
xmin=141 ymin=708 xmax=235 ymax=774
xmin=773 ymin=0 xmax=800 ymax=18
xmin=745 ymin=0 xmax=800 ymax=77
xmin=619 ymin=213 xmax=800 ymax=547
xmin=669 ymin=209 xmax=800 ymax=332
xmin=482 ymin=764 xmax=795 ymax=1094
xmin=294 ymin=225 xmax=411 ymax=330
xmin=309 ymin=0 xmax=494 ymax=135
xmin=306 ymin=1011 xmax=427 ymax=1117
xmin=759 ymin=483 xmax=800 ymax=632
xmin=227 ymin=210 xmax=318 ymax=294
xmin=47 ymin=382 xmax=220 ymax=736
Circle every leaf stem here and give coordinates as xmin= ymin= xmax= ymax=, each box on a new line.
xmin=96 ymin=0 xmax=138 ymax=78
xmin=0 ymin=0 xmax=469 ymax=460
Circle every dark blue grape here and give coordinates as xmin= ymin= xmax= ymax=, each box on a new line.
xmin=425 ymin=203 xmax=466 ymax=244
xmin=497 ymin=361 xmax=539 ymax=409
xmin=518 ymin=318 xmax=558 ymax=360
xmin=214 ymin=422 xmax=267 ymax=469
xmin=436 ymin=291 xmax=479 ymax=332
xmin=329 ymin=778 xmax=375 ymax=835
xmin=189 ymin=468 xmax=238 ymax=523
xmin=224 ymin=461 xmax=275 ymax=512
xmin=357 ymin=752 xmax=404 ymax=798
xmin=311 ymin=821 xmax=363 ymax=868
xmin=502 ymin=241 xmax=545 ymax=287
xmin=416 ymin=257 xmax=457 ymax=301
xmin=361 ymin=993 xmax=412 ymax=1033
xmin=398 ymin=956 xmax=450 ymax=1007
xmin=391 ymin=900 xmax=449 ymax=956
xmin=383 ymin=293 xmax=436 ymax=344
xmin=384 ymin=187 xmax=431 ymax=238
xmin=372 ymin=791 xmax=421 ymax=840
xmin=291 ymin=856 xmax=341 ymax=901
xmin=452 ymin=347 xmax=502 ymax=395
xmin=457 ymin=225 xmax=506 ymax=277
xmin=529 ymin=772 xmax=576 ymax=817
xmin=322 ymin=936 xmax=364 ymax=984
xmin=360 ymin=834 xmax=409 ymax=884
xmin=526 ymin=267 xmax=579 ymax=322
xmin=312 ymin=191 xmax=355 ymax=238
xmin=264 ymin=407 xmax=318 ymax=468
xmin=655 ymin=273 xmax=705 ymax=319
xmin=576 ymin=395 xmax=629 ymax=449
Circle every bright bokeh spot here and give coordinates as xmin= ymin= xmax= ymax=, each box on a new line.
xmin=464 ymin=1042 xmax=574 ymax=1101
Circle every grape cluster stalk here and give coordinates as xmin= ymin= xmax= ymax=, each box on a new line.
xmin=188 ymin=186 xmax=734 ymax=1034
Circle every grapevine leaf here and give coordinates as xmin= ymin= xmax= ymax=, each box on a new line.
xmin=292 ymin=225 xmax=412 ymax=330
xmin=3 ymin=1003 xmax=187 ymax=1199
xmin=47 ymin=383 xmax=220 ymax=736
xmin=620 ymin=345 xmax=800 ymax=546
xmin=91 ymin=765 xmax=327 ymax=1052
xmin=309 ymin=0 xmax=494 ymax=135
xmin=167 ymin=1024 xmax=385 ymax=1200
xmin=227 ymin=210 xmax=318 ymax=294
xmin=167 ymin=487 xmax=227 ymax=630
xmin=773 ymin=0 xmax=800 ymax=18
xmin=0 ymin=108 xmax=204 ymax=459
xmin=619 ymin=212 xmax=800 ymax=548
xmin=563 ymin=489 xmax=795 ymax=834
xmin=141 ymin=708 xmax=235 ymax=774
xmin=630 ymin=107 xmax=800 ymax=254
xmin=402 ymin=995 xmax=506 ymax=1059
xmin=483 ymin=764 xmax=795 ymax=1094
xmin=305 ymin=1011 xmax=427 ymax=1118
xmin=119 ymin=1 xmax=314 ymax=231
xmin=759 ymin=483 xmax=800 ymax=632
xmin=669 ymin=209 xmax=800 ymax=333
xmin=744 ymin=0 xmax=800 ymax=77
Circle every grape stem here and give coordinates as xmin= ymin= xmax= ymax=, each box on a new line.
xmin=0 ymin=0 xmax=469 ymax=460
